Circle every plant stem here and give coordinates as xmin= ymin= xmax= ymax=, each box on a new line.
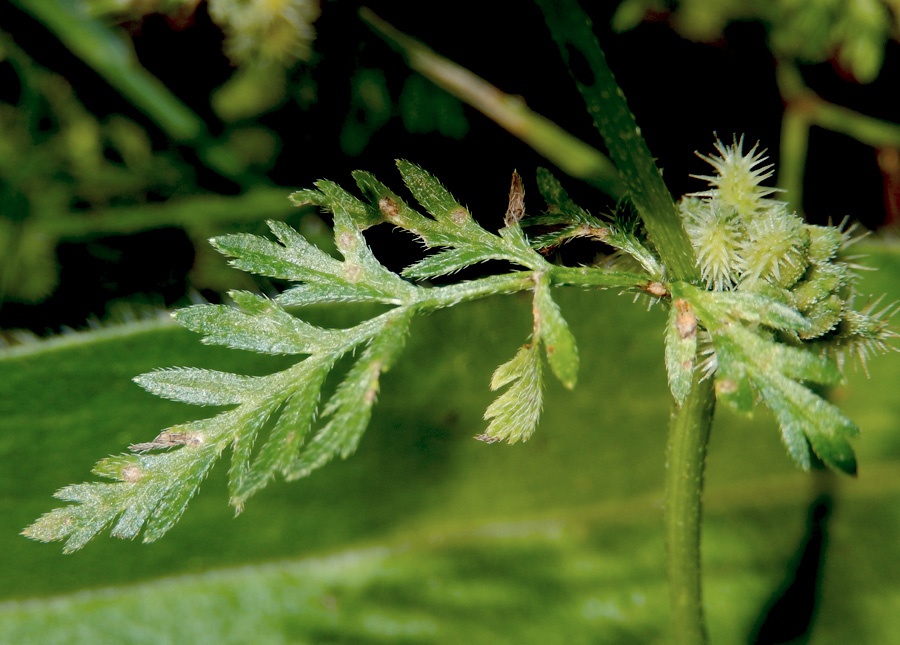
xmin=535 ymin=0 xmax=698 ymax=282
xmin=665 ymin=372 xmax=716 ymax=645
xmin=412 ymin=268 xmax=652 ymax=312
xmin=776 ymin=59 xmax=900 ymax=215
xmin=359 ymin=8 xmax=625 ymax=199
xmin=550 ymin=266 xmax=654 ymax=290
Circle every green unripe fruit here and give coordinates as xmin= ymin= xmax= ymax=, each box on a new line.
xmin=799 ymin=294 xmax=844 ymax=340
xmin=738 ymin=208 xmax=810 ymax=290
xmin=790 ymin=262 xmax=848 ymax=311
xmin=806 ymin=225 xmax=844 ymax=264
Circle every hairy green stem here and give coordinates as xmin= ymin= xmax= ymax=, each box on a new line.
xmin=549 ymin=266 xmax=654 ymax=290
xmin=416 ymin=273 xmax=537 ymax=311
xmin=413 ymin=268 xmax=652 ymax=312
xmin=665 ymin=373 xmax=716 ymax=644
xmin=535 ymin=0 xmax=698 ymax=281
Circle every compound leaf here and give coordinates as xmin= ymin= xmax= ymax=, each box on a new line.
xmin=174 ymin=292 xmax=338 ymax=355
xmin=24 ymin=163 xmax=596 ymax=552
xmin=286 ymin=308 xmax=415 ymax=480
xmin=665 ymin=298 xmax=697 ymax=405
xmin=134 ymin=368 xmax=260 ymax=406
xmin=481 ymin=343 xmax=544 ymax=444
xmin=534 ymin=274 xmax=579 ymax=389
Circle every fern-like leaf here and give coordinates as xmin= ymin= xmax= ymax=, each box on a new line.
xmin=533 ymin=273 xmax=579 ymax=389
xmin=352 ymin=161 xmax=551 ymax=277
xmin=283 ymin=308 xmax=415 ymax=481
xmin=480 ymin=343 xmax=544 ymax=444
xmin=27 ymin=163 xmax=606 ymax=551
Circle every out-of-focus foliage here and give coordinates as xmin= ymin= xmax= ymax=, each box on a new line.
xmin=613 ymin=0 xmax=898 ymax=83
xmin=0 ymin=20 xmax=307 ymax=304
xmin=0 ymin=32 xmax=185 ymax=300
xmin=89 ymin=0 xmax=321 ymax=68
xmin=207 ymin=0 xmax=321 ymax=67
xmin=340 ymin=68 xmax=469 ymax=157
xmin=0 ymin=1 xmax=475 ymax=318
xmin=399 ymin=73 xmax=469 ymax=140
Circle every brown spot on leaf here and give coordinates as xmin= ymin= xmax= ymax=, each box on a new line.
xmin=183 ymin=432 xmax=205 ymax=446
xmin=122 ymin=465 xmax=144 ymax=482
xmin=129 ymin=430 xmax=205 ymax=453
xmin=379 ymin=196 xmax=401 ymax=221
xmin=715 ymin=379 xmax=738 ymax=395
xmin=474 ymin=433 xmax=502 ymax=444
xmin=344 ymin=263 xmax=363 ymax=282
xmin=592 ymin=226 xmax=611 ymax=241
xmin=674 ymin=298 xmax=697 ymax=340
xmin=337 ymin=231 xmax=356 ymax=251
xmin=579 ymin=224 xmax=610 ymax=241
xmin=450 ymin=207 xmax=469 ymax=225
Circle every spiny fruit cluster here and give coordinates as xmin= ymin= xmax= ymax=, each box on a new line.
xmin=679 ymin=136 xmax=896 ymax=371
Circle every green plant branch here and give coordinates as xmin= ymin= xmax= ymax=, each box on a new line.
xmin=411 ymin=272 xmax=537 ymax=311
xmin=550 ymin=266 xmax=657 ymax=291
xmin=33 ymin=188 xmax=300 ymax=238
xmin=23 ymin=161 xmax=660 ymax=551
xmin=665 ymin=372 xmax=716 ymax=645
xmin=535 ymin=0 xmax=698 ymax=282
xmin=777 ymin=61 xmax=900 ymax=214
xmin=359 ymin=8 xmax=626 ymax=200
xmin=779 ymin=99 xmax=810 ymax=215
